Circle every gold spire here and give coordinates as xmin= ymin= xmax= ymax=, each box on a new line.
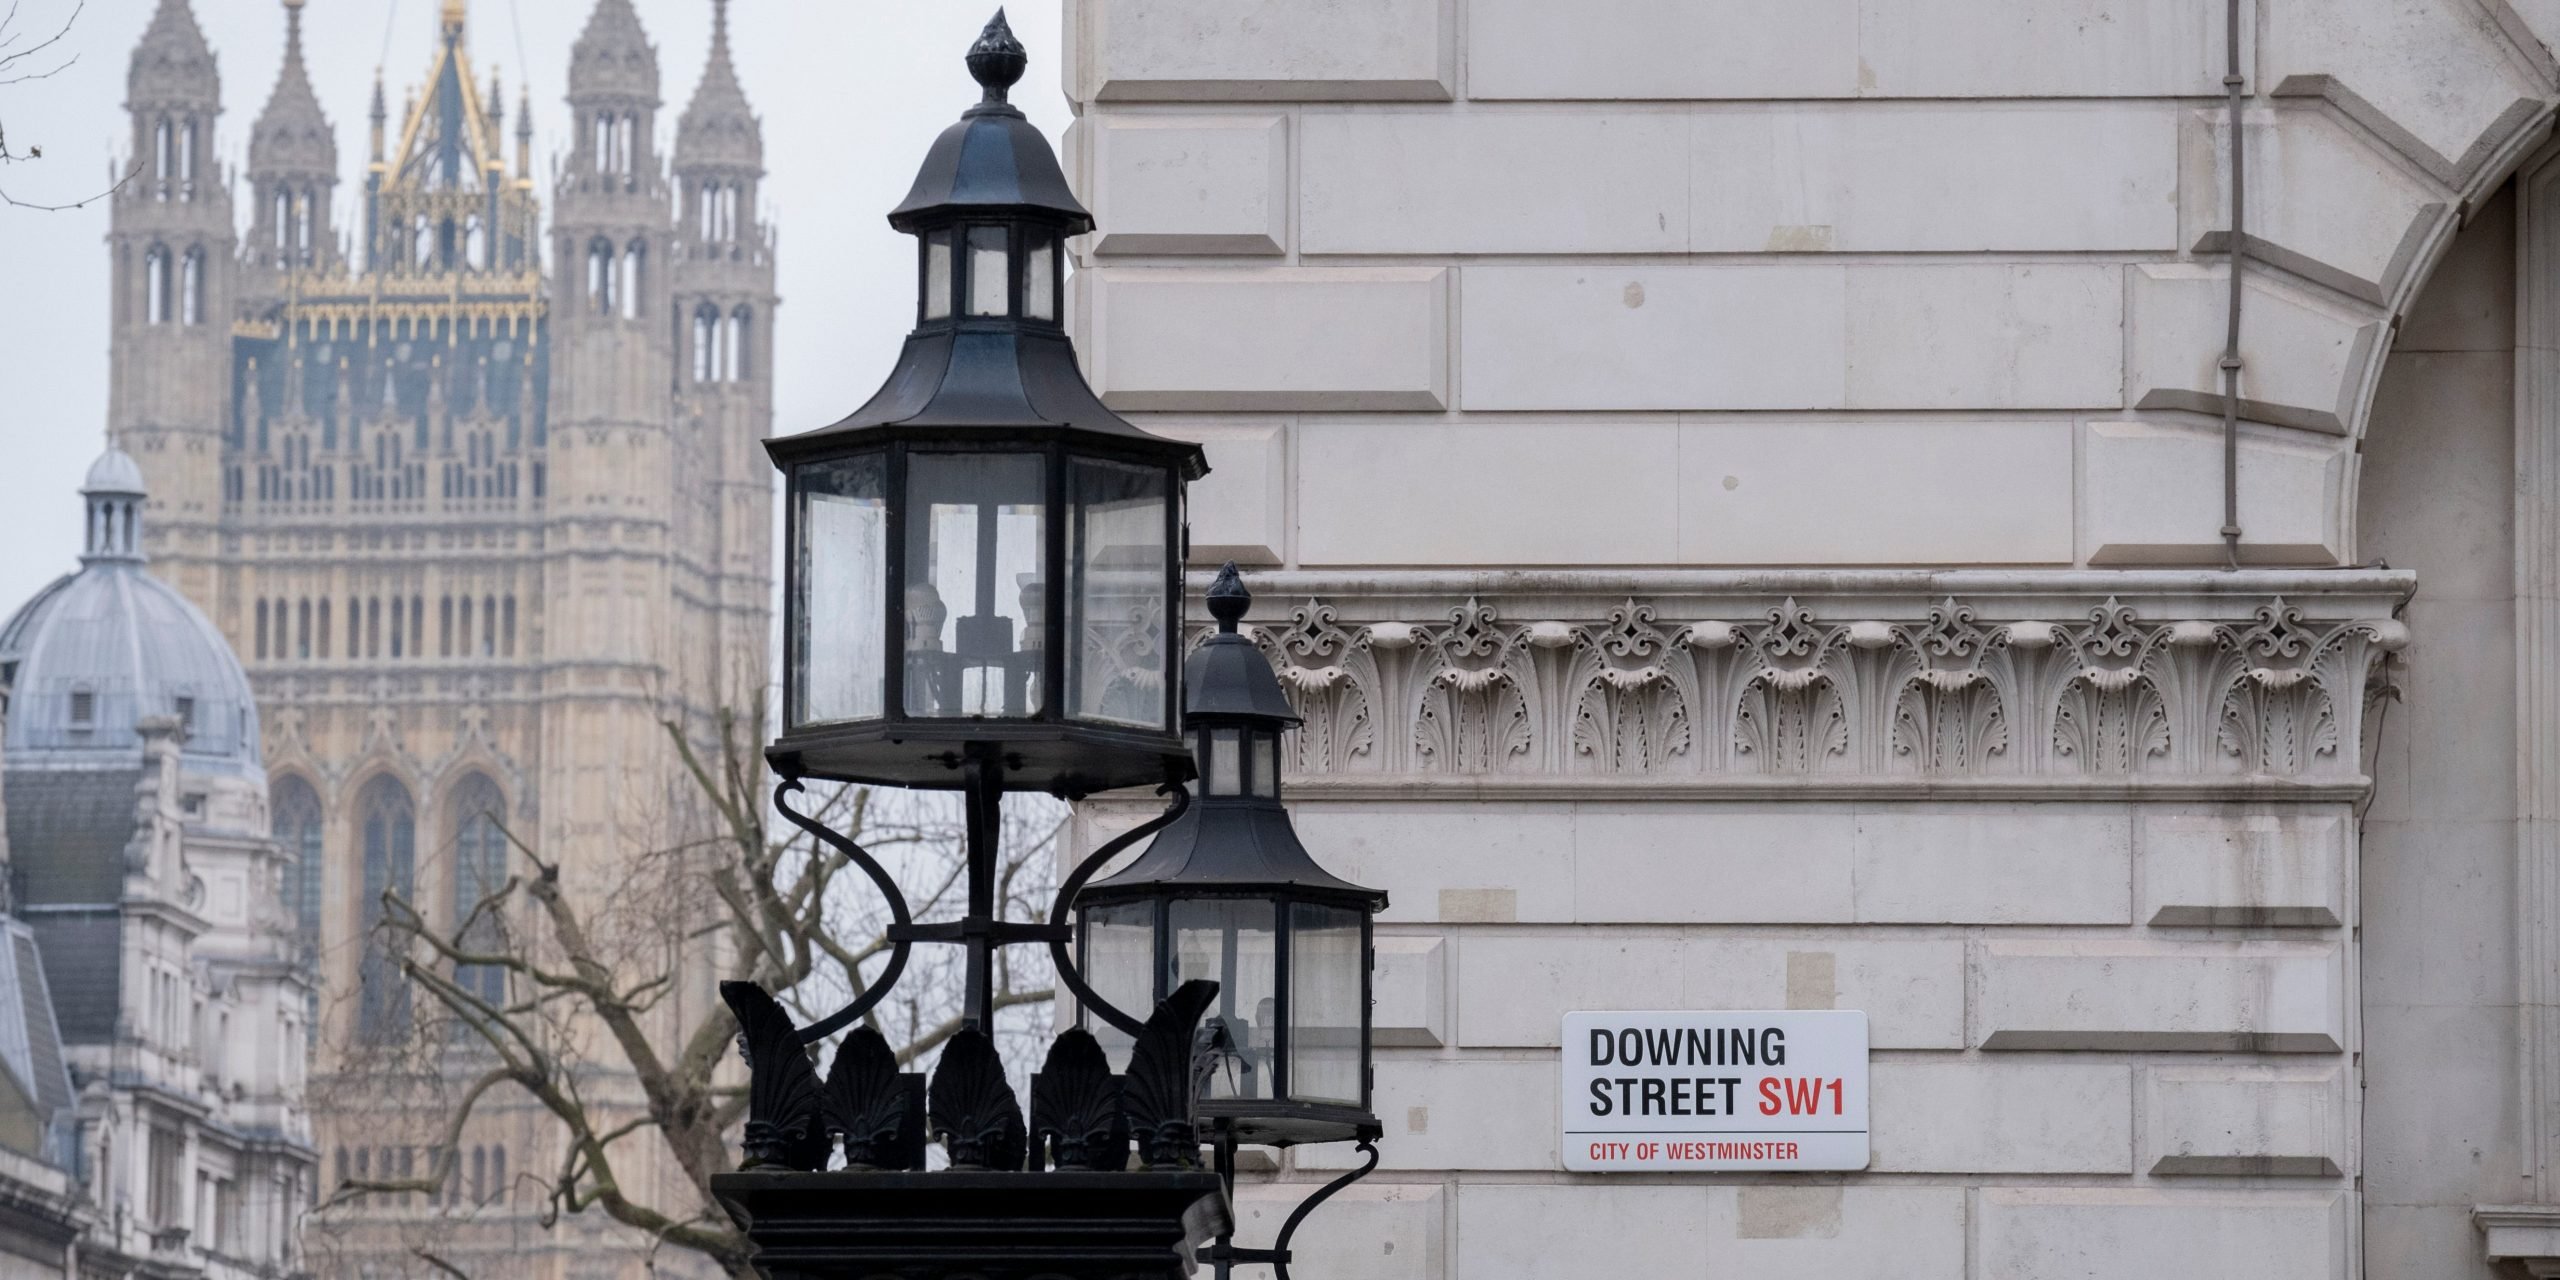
xmin=442 ymin=0 xmax=466 ymax=34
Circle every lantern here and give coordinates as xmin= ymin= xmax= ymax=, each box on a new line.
xmin=767 ymin=12 xmax=1206 ymax=795
xmin=1077 ymin=565 xmax=1389 ymax=1146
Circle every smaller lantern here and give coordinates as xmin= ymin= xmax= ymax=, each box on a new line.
xmin=767 ymin=11 xmax=1206 ymax=795
xmin=1077 ymin=565 xmax=1389 ymax=1146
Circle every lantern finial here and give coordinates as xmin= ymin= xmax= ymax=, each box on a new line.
xmin=1207 ymin=562 xmax=1250 ymax=634
xmin=967 ymin=9 xmax=1028 ymax=105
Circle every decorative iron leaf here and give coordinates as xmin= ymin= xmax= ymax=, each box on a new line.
xmin=822 ymin=1026 xmax=926 ymax=1172
xmin=720 ymin=981 xmax=829 ymax=1172
xmin=1122 ymin=979 xmax=1219 ymax=1169
xmin=1030 ymin=1029 xmax=1127 ymax=1172
xmin=927 ymin=1029 xmax=1026 ymax=1172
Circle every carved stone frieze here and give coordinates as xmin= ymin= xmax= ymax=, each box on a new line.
xmin=1191 ymin=571 xmax=2413 ymax=793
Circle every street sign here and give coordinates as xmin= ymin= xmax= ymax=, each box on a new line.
xmin=1561 ymin=1010 xmax=1870 ymax=1172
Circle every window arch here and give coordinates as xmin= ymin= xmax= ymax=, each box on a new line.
xmin=357 ymin=775 xmax=415 ymax=1042
xmin=728 ymin=306 xmax=752 ymax=382
xmin=272 ymin=776 xmax=324 ymax=960
xmin=692 ymin=305 xmax=719 ymax=383
xmin=588 ymin=239 xmax=616 ymax=315
xmin=698 ymin=180 xmax=719 ymax=241
xmin=449 ymin=775 xmax=508 ymax=1006
xmin=145 ymin=247 xmax=171 ymax=325
xmin=273 ymin=188 xmax=291 ymax=249
xmin=593 ymin=112 xmax=613 ymax=174
xmin=621 ymin=240 xmax=644 ymax=321
xmin=180 ymin=248 xmax=203 ymax=326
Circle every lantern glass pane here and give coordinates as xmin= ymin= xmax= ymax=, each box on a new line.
xmin=1066 ymin=458 xmax=1171 ymax=728
xmin=1290 ymin=902 xmax=1364 ymax=1106
xmin=967 ymin=225 xmax=1009 ymax=317
xmin=1082 ymin=900 xmax=1154 ymax=1059
xmin=1249 ymin=730 xmax=1279 ymax=798
xmin=1026 ymin=236 xmax=1057 ymax=321
xmin=1171 ymin=899 xmax=1276 ymax=1101
xmin=791 ymin=454 xmax=886 ymax=726
xmin=1206 ymin=729 xmax=1241 ymax=796
xmin=904 ymin=451 xmax=1046 ymax=718
xmin=923 ymin=233 xmax=952 ymax=321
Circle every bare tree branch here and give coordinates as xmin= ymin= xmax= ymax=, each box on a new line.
xmin=311 ymin=704 xmax=1064 ymax=1277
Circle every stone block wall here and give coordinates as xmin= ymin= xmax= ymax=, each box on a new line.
xmin=1057 ymin=2 xmax=2560 ymax=1275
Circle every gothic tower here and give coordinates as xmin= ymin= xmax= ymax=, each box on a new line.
xmin=669 ymin=0 xmax=777 ymax=724
xmin=97 ymin=1 xmax=776 ymax=1275
xmin=109 ymin=0 xmax=235 ymax=607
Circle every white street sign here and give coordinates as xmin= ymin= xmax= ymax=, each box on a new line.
xmin=1561 ymin=1010 xmax=1870 ymax=1172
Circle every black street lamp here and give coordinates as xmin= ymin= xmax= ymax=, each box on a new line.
xmin=1078 ymin=566 xmax=1388 ymax=1148
xmin=710 ymin=15 xmax=1385 ymax=1280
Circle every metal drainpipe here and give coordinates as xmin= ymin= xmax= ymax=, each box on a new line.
xmin=2220 ymin=0 xmax=2249 ymax=568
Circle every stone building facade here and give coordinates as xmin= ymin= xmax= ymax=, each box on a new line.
xmin=108 ymin=0 xmax=773 ymax=1274
xmin=0 ymin=451 xmax=315 ymax=1279
xmin=1055 ymin=2 xmax=2560 ymax=1276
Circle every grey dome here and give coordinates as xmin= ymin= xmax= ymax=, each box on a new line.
xmin=83 ymin=450 xmax=144 ymax=496
xmin=1 ymin=453 xmax=260 ymax=781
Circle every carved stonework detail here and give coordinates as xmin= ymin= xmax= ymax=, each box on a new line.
xmin=1184 ymin=581 xmax=2408 ymax=788
xmin=1734 ymin=600 xmax=1849 ymax=772
xmin=1569 ymin=601 xmax=1692 ymax=773
xmin=2054 ymin=599 xmax=2171 ymax=773
xmin=1256 ymin=598 xmax=1377 ymax=773
xmin=1412 ymin=599 xmax=1535 ymax=774
xmin=1892 ymin=599 xmax=2008 ymax=773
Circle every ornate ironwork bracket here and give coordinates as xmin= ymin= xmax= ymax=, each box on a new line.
xmin=772 ymin=777 xmax=914 ymax=1045
xmin=1197 ymin=1131 xmax=1381 ymax=1280
xmin=1049 ymin=778 xmax=1193 ymax=1038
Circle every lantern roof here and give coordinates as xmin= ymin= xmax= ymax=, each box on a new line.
xmin=888 ymin=11 xmax=1090 ymax=235
xmin=1084 ymin=800 xmax=1383 ymax=907
xmin=764 ymin=10 xmax=1202 ymax=479
xmin=1085 ymin=566 xmax=1385 ymax=909
xmin=1187 ymin=564 xmax=1301 ymax=723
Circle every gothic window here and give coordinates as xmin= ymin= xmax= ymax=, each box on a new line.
xmin=255 ymin=600 xmax=270 ymax=659
xmin=459 ymin=595 xmax=474 ymax=656
xmin=502 ymin=596 xmax=517 ymax=657
xmin=588 ymin=239 xmax=616 ymax=314
xmin=698 ymin=180 xmax=718 ymax=240
xmin=294 ymin=191 xmax=312 ymax=257
xmin=272 ymin=776 xmax=324 ymax=960
xmin=318 ymin=598 xmax=331 ymax=659
xmin=469 ymin=1147 xmax=485 ymax=1205
xmin=367 ymin=596 xmax=381 ymax=658
xmin=273 ymin=188 xmax=290 ymax=249
xmin=489 ymin=1146 xmax=505 ymax=1206
xmin=617 ymin=113 xmax=636 ymax=175
xmin=464 ymin=214 xmax=484 ymax=270
xmin=621 ymin=240 xmax=644 ymax=320
xmin=439 ymin=596 xmax=453 ymax=656
xmin=180 ymin=119 xmax=197 ymax=190
xmin=692 ymin=305 xmax=718 ymax=382
xmin=481 ymin=593 xmax=496 ymax=656
xmin=414 ymin=215 xmax=434 ymax=271
xmin=728 ymin=307 xmax=752 ymax=382
xmin=298 ymin=597 xmax=312 ymax=658
xmin=593 ymin=112 xmax=613 ymax=173
xmin=450 ymin=775 xmax=508 ymax=1006
xmin=389 ymin=597 xmax=404 ymax=658
xmin=180 ymin=248 xmax=202 ymax=326
xmin=145 ymin=247 xmax=170 ymax=325
xmin=358 ymin=776 xmax=416 ymax=1042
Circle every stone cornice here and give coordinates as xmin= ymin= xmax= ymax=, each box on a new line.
xmin=1181 ymin=569 xmax=2410 ymax=794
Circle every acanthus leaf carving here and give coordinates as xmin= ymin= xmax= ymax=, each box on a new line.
xmin=1412 ymin=598 xmax=1537 ymax=774
xmin=1255 ymin=598 xmax=1378 ymax=774
xmin=1568 ymin=600 xmax=1693 ymax=773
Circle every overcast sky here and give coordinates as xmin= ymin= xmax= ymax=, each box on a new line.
xmin=0 ymin=0 xmax=1069 ymax=616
